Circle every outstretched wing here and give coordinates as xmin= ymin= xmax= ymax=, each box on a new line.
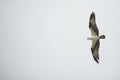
xmin=91 ymin=40 xmax=100 ymax=63
xmin=89 ymin=12 xmax=99 ymax=36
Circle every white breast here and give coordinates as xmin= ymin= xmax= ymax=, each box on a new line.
xmin=91 ymin=36 xmax=99 ymax=48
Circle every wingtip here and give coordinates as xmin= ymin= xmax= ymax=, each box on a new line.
xmin=91 ymin=11 xmax=95 ymax=15
xmin=90 ymin=11 xmax=95 ymax=19
xmin=93 ymin=56 xmax=99 ymax=64
xmin=96 ymin=61 xmax=99 ymax=64
xmin=95 ymin=59 xmax=99 ymax=64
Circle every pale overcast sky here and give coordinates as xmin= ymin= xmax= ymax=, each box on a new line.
xmin=0 ymin=0 xmax=120 ymax=80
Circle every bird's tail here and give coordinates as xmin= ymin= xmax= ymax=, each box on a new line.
xmin=100 ymin=35 xmax=105 ymax=39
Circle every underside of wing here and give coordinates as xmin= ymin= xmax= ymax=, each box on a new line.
xmin=89 ymin=12 xmax=99 ymax=36
xmin=91 ymin=40 xmax=100 ymax=63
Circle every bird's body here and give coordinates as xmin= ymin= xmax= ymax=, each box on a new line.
xmin=87 ymin=12 xmax=105 ymax=63
xmin=87 ymin=36 xmax=100 ymax=40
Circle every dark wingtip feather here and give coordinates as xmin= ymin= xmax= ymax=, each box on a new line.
xmin=93 ymin=56 xmax=99 ymax=63
xmin=90 ymin=12 xmax=95 ymax=18
xmin=92 ymin=11 xmax=95 ymax=14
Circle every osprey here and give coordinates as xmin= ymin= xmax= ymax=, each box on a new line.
xmin=87 ymin=12 xmax=105 ymax=63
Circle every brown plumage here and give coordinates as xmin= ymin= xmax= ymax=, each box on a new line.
xmin=87 ymin=12 xmax=105 ymax=63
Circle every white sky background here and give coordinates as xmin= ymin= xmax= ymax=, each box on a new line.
xmin=0 ymin=0 xmax=120 ymax=80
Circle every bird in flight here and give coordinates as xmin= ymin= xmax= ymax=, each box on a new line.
xmin=87 ymin=12 xmax=105 ymax=63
